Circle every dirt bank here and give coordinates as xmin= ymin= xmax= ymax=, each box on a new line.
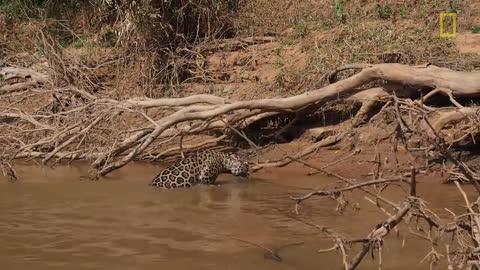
xmin=0 ymin=1 xmax=479 ymax=181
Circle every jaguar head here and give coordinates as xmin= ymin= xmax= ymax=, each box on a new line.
xmin=223 ymin=153 xmax=250 ymax=178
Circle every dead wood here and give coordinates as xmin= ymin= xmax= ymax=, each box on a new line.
xmin=1 ymin=63 xmax=480 ymax=177
xmin=289 ymin=155 xmax=480 ymax=269
xmin=100 ymin=64 xmax=480 ymax=176
xmin=348 ymin=197 xmax=414 ymax=270
xmin=290 ymin=168 xmax=417 ymax=269
xmin=0 ymin=66 xmax=50 ymax=95
xmin=0 ymin=66 xmax=49 ymax=83
xmin=251 ymin=131 xmax=348 ymax=172
xmin=431 ymin=107 xmax=480 ymax=133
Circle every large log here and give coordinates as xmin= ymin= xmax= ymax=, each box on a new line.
xmin=95 ymin=64 xmax=480 ymax=175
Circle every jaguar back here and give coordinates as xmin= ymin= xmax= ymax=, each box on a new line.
xmin=150 ymin=150 xmax=249 ymax=189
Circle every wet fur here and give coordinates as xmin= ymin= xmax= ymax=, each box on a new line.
xmin=150 ymin=150 xmax=249 ymax=189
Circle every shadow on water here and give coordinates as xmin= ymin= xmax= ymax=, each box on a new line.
xmin=0 ymin=163 xmax=472 ymax=269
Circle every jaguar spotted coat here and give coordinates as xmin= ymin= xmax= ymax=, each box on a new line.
xmin=150 ymin=150 xmax=249 ymax=189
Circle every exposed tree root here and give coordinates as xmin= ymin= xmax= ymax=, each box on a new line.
xmin=97 ymin=64 xmax=479 ymax=176
xmin=252 ymin=130 xmax=348 ymax=171
xmin=432 ymin=107 xmax=480 ymax=133
xmin=1 ymin=63 xmax=480 ymax=177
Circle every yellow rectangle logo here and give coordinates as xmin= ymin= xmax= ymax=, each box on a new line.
xmin=439 ymin=12 xmax=457 ymax=38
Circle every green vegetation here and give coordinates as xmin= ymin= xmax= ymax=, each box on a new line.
xmin=447 ymin=0 xmax=459 ymax=13
xmin=0 ymin=0 xmax=82 ymax=19
xmin=0 ymin=0 xmax=39 ymax=18
xmin=274 ymin=46 xmax=284 ymax=67
xmin=399 ymin=3 xmax=407 ymax=19
xmin=293 ymin=18 xmax=308 ymax=38
xmin=320 ymin=19 xmax=334 ymax=30
xmin=471 ymin=26 xmax=480 ymax=34
xmin=0 ymin=0 xmax=239 ymax=44
xmin=71 ymin=38 xmax=86 ymax=49
xmin=375 ymin=3 xmax=392 ymax=20
xmin=333 ymin=0 xmax=347 ymax=23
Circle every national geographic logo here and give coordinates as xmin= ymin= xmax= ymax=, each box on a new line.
xmin=439 ymin=12 xmax=457 ymax=38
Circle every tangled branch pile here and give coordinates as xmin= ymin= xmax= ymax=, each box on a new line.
xmin=1 ymin=50 xmax=480 ymax=177
xmin=291 ymin=161 xmax=480 ymax=269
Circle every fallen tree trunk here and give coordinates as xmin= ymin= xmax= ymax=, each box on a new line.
xmin=1 ymin=63 xmax=480 ymax=176
xmin=95 ymin=64 xmax=480 ymax=176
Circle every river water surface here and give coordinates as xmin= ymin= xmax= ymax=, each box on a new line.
xmin=0 ymin=163 xmax=472 ymax=269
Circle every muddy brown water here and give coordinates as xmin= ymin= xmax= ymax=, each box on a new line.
xmin=0 ymin=162 xmax=474 ymax=270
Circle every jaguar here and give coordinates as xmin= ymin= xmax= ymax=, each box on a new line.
xmin=150 ymin=150 xmax=249 ymax=189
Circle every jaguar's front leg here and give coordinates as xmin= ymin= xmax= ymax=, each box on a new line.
xmin=198 ymin=166 xmax=219 ymax=186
